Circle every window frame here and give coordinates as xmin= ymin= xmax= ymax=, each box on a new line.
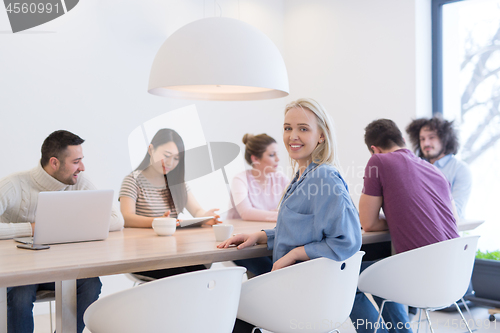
xmin=431 ymin=0 xmax=465 ymax=114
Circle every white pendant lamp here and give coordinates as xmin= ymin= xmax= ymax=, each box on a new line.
xmin=148 ymin=17 xmax=289 ymax=101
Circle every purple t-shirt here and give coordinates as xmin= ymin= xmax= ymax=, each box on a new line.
xmin=363 ymin=149 xmax=459 ymax=253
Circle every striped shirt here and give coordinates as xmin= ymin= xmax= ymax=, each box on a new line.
xmin=119 ymin=171 xmax=188 ymax=218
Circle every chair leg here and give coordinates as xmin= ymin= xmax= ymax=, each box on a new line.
xmin=424 ymin=310 xmax=435 ymax=333
xmin=460 ymin=297 xmax=476 ymax=329
xmin=374 ymin=300 xmax=387 ymax=333
xmin=454 ymin=302 xmax=473 ymax=333
xmin=416 ymin=308 xmax=422 ymax=333
xmin=49 ymin=300 xmax=53 ymax=333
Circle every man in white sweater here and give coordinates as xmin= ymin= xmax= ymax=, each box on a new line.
xmin=0 ymin=130 xmax=124 ymax=333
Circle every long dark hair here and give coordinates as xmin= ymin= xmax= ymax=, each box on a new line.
xmin=135 ymin=129 xmax=188 ymax=214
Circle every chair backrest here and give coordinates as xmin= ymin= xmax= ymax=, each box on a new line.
xmin=237 ymin=252 xmax=365 ymax=333
xmin=358 ymin=236 xmax=479 ymax=309
xmin=84 ymin=267 xmax=246 ymax=333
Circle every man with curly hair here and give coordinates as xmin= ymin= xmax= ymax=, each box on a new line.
xmin=406 ymin=117 xmax=472 ymax=218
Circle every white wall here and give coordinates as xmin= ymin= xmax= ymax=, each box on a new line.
xmin=284 ymin=0 xmax=432 ymax=203
xmin=0 ymin=0 xmax=287 ymax=211
xmin=0 ymin=0 xmax=431 ymax=205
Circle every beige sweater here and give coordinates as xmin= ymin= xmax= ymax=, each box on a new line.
xmin=0 ymin=164 xmax=124 ymax=239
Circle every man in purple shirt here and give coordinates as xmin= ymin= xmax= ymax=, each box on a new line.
xmin=350 ymin=119 xmax=459 ymax=333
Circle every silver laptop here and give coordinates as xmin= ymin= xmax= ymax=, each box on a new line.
xmin=14 ymin=190 xmax=113 ymax=245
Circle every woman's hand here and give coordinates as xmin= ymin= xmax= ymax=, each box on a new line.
xmin=217 ymin=231 xmax=267 ymax=249
xmin=163 ymin=210 xmax=182 ymax=226
xmin=271 ymin=246 xmax=309 ymax=271
xmin=202 ymin=208 xmax=221 ymax=226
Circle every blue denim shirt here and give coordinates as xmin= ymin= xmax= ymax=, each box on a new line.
xmin=264 ymin=163 xmax=362 ymax=263
xmin=434 ymin=154 xmax=472 ymax=218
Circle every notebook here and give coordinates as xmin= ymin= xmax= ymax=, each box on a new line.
xmin=14 ymin=190 xmax=113 ymax=245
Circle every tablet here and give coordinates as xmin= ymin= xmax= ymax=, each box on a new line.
xmin=179 ymin=216 xmax=213 ymax=228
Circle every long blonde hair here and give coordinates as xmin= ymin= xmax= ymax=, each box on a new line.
xmin=284 ymin=98 xmax=340 ymax=170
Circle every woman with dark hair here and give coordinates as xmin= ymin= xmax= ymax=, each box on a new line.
xmin=227 ymin=133 xmax=289 ymax=222
xmin=227 ymin=133 xmax=290 ymax=277
xmin=119 ymin=128 xmax=219 ymax=279
xmin=119 ymin=128 xmax=219 ymax=228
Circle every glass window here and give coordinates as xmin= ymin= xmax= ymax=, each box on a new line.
xmin=437 ymin=0 xmax=500 ymax=251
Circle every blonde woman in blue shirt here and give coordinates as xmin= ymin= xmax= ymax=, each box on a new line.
xmin=219 ymin=98 xmax=362 ymax=333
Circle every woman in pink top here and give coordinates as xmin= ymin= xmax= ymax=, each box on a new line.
xmin=229 ymin=133 xmax=289 ymax=277
xmin=228 ymin=133 xmax=289 ymax=221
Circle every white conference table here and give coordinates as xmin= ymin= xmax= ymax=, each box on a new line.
xmin=0 ymin=218 xmax=483 ymax=333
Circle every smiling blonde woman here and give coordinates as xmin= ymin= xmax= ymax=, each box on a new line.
xmin=220 ymin=98 xmax=362 ymax=333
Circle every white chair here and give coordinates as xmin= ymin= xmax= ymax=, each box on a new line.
xmin=358 ymin=236 xmax=479 ymax=333
xmin=84 ymin=266 xmax=246 ymax=333
xmin=237 ymin=252 xmax=365 ymax=333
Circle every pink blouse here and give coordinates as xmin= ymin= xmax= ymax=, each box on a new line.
xmin=227 ymin=170 xmax=290 ymax=221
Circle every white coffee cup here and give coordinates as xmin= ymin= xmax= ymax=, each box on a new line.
xmin=152 ymin=217 xmax=177 ymax=236
xmin=213 ymin=224 xmax=234 ymax=242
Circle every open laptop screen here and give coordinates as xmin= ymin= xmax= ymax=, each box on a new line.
xmin=16 ymin=190 xmax=114 ymax=245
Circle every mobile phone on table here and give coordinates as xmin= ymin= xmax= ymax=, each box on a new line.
xmin=17 ymin=244 xmax=50 ymax=250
